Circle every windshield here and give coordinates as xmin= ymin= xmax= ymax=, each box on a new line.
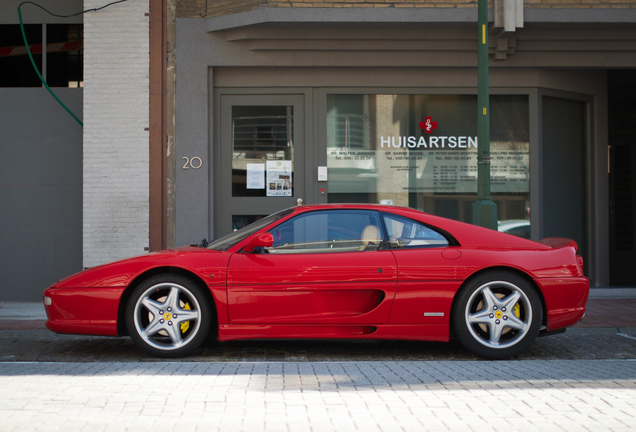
xmin=207 ymin=208 xmax=294 ymax=251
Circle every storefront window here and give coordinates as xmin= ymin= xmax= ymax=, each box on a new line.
xmin=232 ymin=106 xmax=294 ymax=197
xmin=326 ymin=94 xmax=530 ymax=226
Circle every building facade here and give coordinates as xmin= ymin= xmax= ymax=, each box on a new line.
xmin=174 ymin=0 xmax=636 ymax=288
xmin=1 ymin=0 xmax=635 ymax=301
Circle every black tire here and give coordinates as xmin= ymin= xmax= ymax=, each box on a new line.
xmin=453 ymin=271 xmax=542 ymax=359
xmin=125 ymin=274 xmax=212 ymax=358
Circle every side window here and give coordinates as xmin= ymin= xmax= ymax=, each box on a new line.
xmin=267 ymin=210 xmax=383 ymax=254
xmin=382 ymin=213 xmax=449 ymax=248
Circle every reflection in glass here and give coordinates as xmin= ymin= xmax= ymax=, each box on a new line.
xmin=382 ymin=213 xmax=449 ymax=248
xmin=327 ymin=95 xmax=370 ymax=149
xmin=232 ymin=106 xmax=294 ymax=197
xmin=326 ymin=94 xmax=530 ymax=234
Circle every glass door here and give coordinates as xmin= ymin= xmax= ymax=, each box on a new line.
xmin=216 ymin=94 xmax=305 ymax=236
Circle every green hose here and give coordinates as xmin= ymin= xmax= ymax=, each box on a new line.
xmin=17 ymin=6 xmax=83 ymax=127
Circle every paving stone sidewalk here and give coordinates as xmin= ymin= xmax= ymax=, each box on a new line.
xmin=1 ymin=360 xmax=635 ymax=432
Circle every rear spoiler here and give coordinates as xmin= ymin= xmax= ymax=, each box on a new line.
xmin=537 ymin=237 xmax=578 ymax=250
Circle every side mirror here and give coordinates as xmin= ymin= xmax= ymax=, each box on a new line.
xmin=242 ymin=232 xmax=274 ymax=253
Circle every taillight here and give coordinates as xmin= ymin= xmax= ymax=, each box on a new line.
xmin=576 ymin=255 xmax=584 ymax=275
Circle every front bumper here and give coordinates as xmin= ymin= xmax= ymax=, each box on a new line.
xmin=43 ymin=287 xmax=123 ymax=336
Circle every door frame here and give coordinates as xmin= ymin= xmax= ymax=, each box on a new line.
xmin=213 ymin=88 xmax=316 ymax=238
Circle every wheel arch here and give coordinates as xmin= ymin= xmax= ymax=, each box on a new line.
xmin=116 ymin=266 xmax=218 ymax=337
xmin=449 ymin=266 xmax=547 ymax=337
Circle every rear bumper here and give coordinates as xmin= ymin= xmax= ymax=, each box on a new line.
xmin=536 ymin=277 xmax=589 ymax=331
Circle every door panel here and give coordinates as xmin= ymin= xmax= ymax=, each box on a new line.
xmin=388 ymin=248 xmax=462 ymax=325
xmin=217 ymin=94 xmax=305 ymax=236
xmin=378 ymin=211 xmax=460 ymax=325
xmin=227 ymin=251 xmax=397 ymax=324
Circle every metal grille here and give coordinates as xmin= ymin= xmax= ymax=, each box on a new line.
xmin=232 ymin=115 xmax=293 ymax=158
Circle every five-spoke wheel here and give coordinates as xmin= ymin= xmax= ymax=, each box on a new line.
xmin=453 ymin=271 xmax=542 ymax=359
xmin=126 ymin=274 xmax=211 ymax=357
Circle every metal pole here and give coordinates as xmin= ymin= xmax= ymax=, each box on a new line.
xmin=471 ymin=0 xmax=498 ymax=230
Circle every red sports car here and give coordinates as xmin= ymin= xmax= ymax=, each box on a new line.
xmin=43 ymin=204 xmax=589 ymax=359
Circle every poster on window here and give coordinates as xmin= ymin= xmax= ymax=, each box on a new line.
xmin=266 ymin=161 xmax=292 ymax=196
xmin=246 ymin=163 xmax=265 ymax=189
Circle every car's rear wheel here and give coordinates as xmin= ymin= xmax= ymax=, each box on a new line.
xmin=453 ymin=271 xmax=542 ymax=359
xmin=125 ymin=274 xmax=211 ymax=357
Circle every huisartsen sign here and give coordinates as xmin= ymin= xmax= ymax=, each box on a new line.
xmin=327 ymin=115 xmax=529 ymax=195
xmin=380 ymin=117 xmax=478 ymax=149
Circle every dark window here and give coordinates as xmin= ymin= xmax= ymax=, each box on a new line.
xmin=46 ymin=24 xmax=83 ymax=88
xmin=0 ymin=24 xmax=42 ymax=87
xmin=0 ymin=24 xmax=82 ymax=88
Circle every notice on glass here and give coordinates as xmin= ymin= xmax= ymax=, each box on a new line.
xmin=246 ymin=163 xmax=265 ymax=189
xmin=424 ymin=150 xmax=529 ymax=194
xmin=327 ymin=147 xmax=529 ymax=194
xmin=266 ymin=160 xmax=292 ymax=196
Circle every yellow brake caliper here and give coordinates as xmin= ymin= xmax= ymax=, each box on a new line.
xmin=180 ymin=302 xmax=191 ymax=333
xmin=512 ymin=302 xmax=521 ymax=319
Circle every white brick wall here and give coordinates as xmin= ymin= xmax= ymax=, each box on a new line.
xmin=83 ymin=0 xmax=150 ymax=267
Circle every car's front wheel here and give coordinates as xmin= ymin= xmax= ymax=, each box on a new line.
xmin=125 ymin=274 xmax=211 ymax=357
xmin=453 ymin=271 xmax=542 ymax=359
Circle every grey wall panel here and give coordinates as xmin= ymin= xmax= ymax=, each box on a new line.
xmin=542 ymin=96 xmax=587 ymax=267
xmin=175 ymin=19 xmax=211 ymax=246
xmin=0 ymin=88 xmax=82 ymax=301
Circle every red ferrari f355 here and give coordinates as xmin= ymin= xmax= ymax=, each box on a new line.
xmin=44 ymin=204 xmax=588 ymax=359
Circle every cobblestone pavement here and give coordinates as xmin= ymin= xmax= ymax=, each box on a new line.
xmin=1 ymin=327 xmax=636 ymax=362
xmin=1 ymin=360 xmax=635 ymax=432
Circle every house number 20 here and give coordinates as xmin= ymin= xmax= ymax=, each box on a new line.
xmin=182 ymin=157 xmax=202 ymax=169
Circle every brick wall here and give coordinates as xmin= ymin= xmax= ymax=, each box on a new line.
xmin=177 ymin=0 xmax=635 ymax=17
xmin=83 ymin=0 xmax=150 ymax=267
